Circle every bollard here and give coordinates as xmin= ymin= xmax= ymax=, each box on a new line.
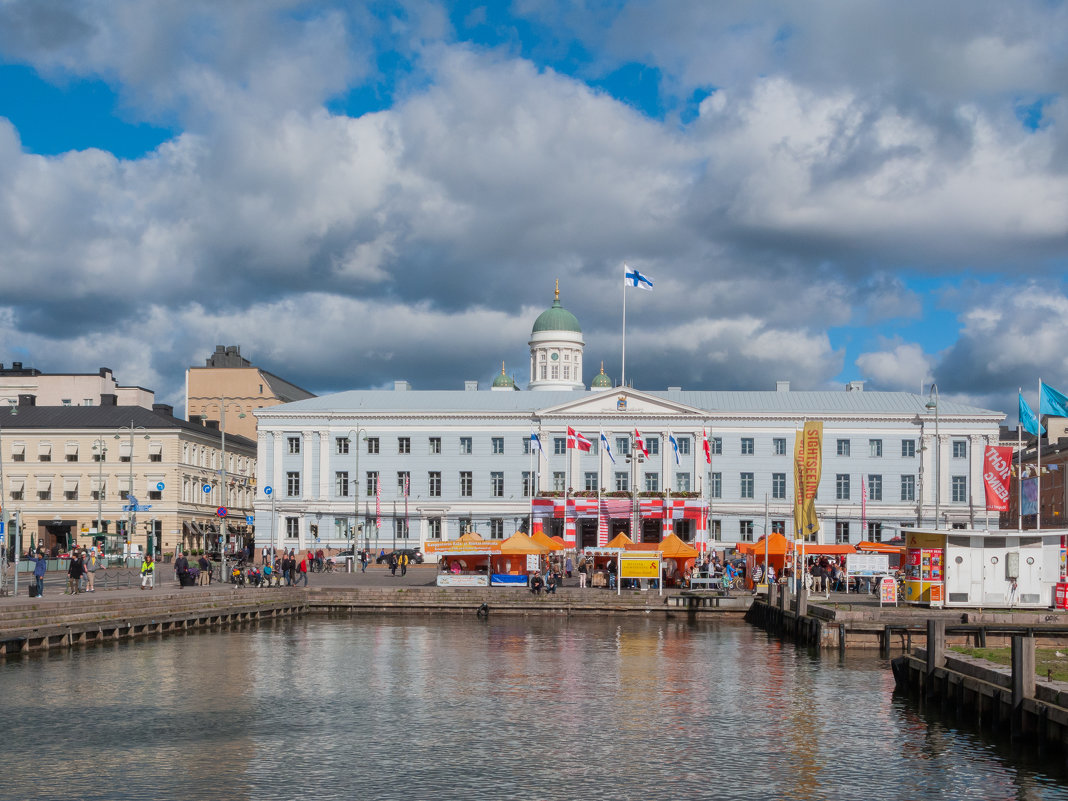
xmin=925 ymin=619 xmax=945 ymax=697
xmin=768 ymin=583 xmax=778 ymax=608
xmin=797 ymin=584 xmax=808 ymax=618
xmin=1011 ymin=635 xmax=1036 ymax=739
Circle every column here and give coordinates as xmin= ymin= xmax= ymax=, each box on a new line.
xmin=938 ymin=434 xmax=951 ymax=524
xmin=971 ymin=434 xmax=987 ymax=528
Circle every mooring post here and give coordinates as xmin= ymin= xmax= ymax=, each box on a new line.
xmin=797 ymin=584 xmax=808 ymax=618
xmin=777 ymin=583 xmax=786 ymax=612
xmin=1011 ymin=635 xmax=1036 ymax=739
xmin=925 ymin=619 xmax=945 ymax=695
xmin=768 ymin=583 xmax=778 ymax=608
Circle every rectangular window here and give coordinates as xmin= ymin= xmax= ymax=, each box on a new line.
xmin=676 ymin=472 xmax=691 ymax=492
xmin=710 ymin=472 xmax=722 ymax=499
xmin=868 ymin=475 xmax=882 ymax=501
xmin=366 ymin=471 xmax=378 ymax=497
xmin=836 ymin=522 xmax=850 ymax=544
xmin=523 ymin=437 xmax=531 ymax=455
xmin=428 ymin=517 xmax=442 ymax=539
xmin=584 ymin=472 xmax=598 ymax=492
xmin=952 ymin=475 xmax=967 ymax=502
xmin=459 ymin=517 xmax=472 ymax=534
xmin=837 ymin=439 xmax=850 ymax=457
xmin=335 ymin=471 xmax=349 ymax=497
xmin=772 ymin=472 xmax=786 ymax=500
xmin=491 ymin=472 xmax=504 ymax=497
xmin=741 ymin=438 xmax=754 ymax=455
xmin=952 ymin=440 xmax=967 ymax=459
xmin=522 ymin=471 xmax=534 ymax=497
xmin=709 ymin=437 xmax=722 ymax=455
xmin=287 ymin=436 xmax=300 ymax=454
xmin=148 ymin=490 xmax=161 ymax=501
xmin=615 ymin=472 xmax=629 ymax=492
xmin=869 ymin=439 xmax=882 ymax=457
xmin=616 ymin=437 xmax=630 ymax=456
xmin=398 ymin=437 xmax=410 ymax=454
xmin=286 ymin=471 xmax=300 ymax=497
xmin=739 ymin=520 xmax=754 ymax=542
xmin=489 ymin=518 xmax=504 ymax=539
xmin=286 ymin=518 xmax=300 ymax=538
xmin=119 ymin=489 xmax=129 ymax=501
xmin=492 ymin=437 xmax=504 ymax=454
xmin=460 ymin=472 xmax=473 ymax=497
xmin=64 ymin=489 xmax=78 ymax=501
xmin=900 ymin=474 xmax=916 ymax=502
xmin=836 ymin=474 xmax=850 ymax=500
xmin=740 ymin=472 xmax=754 ymax=499
xmin=428 ymin=472 xmax=441 ymax=497
xmin=459 ymin=437 xmax=472 ymax=455
xmin=771 ymin=520 xmax=786 ymax=535
xmin=554 ymin=437 xmax=566 ymax=455
xmin=773 ymin=438 xmax=786 ymax=455
xmin=645 ymin=473 xmax=659 ymax=493
xmin=677 ymin=437 xmax=690 ymax=455
xmin=91 ymin=489 xmax=104 ymax=501
xmin=901 ymin=440 xmax=915 ymax=458
xmin=646 ymin=437 xmax=660 ymax=455
xmin=867 ymin=521 xmax=883 ymax=542
xmin=366 ymin=437 xmax=380 ymax=454
xmin=429 ymin=437 xmax=441 ymax=455
xmin=397 ymin=471 xmax=410 ymax=494
xmin=553 ymin=472 xmax=565 ymax=491
xmin=709 ymin=519 xmax=722 ymax=541
xmin=336 ymin=437 xmax=349 ymax=455
xmin=148 ymin=451 xmax=162 ymax=463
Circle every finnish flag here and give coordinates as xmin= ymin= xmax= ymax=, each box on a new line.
xmin=624 ymin=264 xmax=654 ymax=290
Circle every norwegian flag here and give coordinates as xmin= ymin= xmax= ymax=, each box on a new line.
xmin=634 ymin=429 xmax=649 ymax=459
xmin=702 ymin=428 xmax=712 ymax=465
xmin=567 ymin=426 xmax=592 ymax=452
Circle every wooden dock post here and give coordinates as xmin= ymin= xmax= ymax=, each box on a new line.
xmin=768 ymin=583 xmax=778 ymax=608
xmin=1012 ymin=635 xmax=1036 ymax=739
xmin=925 ymin=619 xmax=945 ymax=697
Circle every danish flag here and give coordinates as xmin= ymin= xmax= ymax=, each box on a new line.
xmin=634 ymin=429 xmax=649 ymax=459
xmin=702 ymin=429 xmax=712 ymax=465
xmin=567 ymin=426 xmax=592 ymax=452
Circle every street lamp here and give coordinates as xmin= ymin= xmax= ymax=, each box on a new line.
xmin=91 ymin=438 xmax=107 ymax=549
xmin=200 ymin=400 xmax=246 ymax=587
xmin=114 ymin=421 xmax=151 ymax=560
xmin=925 ymin=384 xmax=940 ymax=529
xmin=348 ymin=428 xmax=367 ymax=564
xmin=625 ymin=438 xmax=643 ymax=542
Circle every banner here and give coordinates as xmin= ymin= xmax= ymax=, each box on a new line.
xmin=794 ymin=422 xmax=823 ymax=538
xmin=982 ymin=445 xmax=1013 ymax=512
xmin=1022 ymin=478 xmax=1038 ymax=516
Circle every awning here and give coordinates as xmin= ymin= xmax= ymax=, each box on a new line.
xmin=37 ymin=442 xmax=52 ymax=458
xmin=118 ymin=476 xmax=132 ymax=491
xmin=119 ymin=442 xmax=132 ymax=459
xmin=65 ymin=442 xmax=79 ymax=457
xmin=36 ymin=477 xmax=52 ymax=492
xmin=11 ymin=443 xmax=25 ymax=458
xmin=856 ymin=541 xmax=905 ymax=555
xmin=149 ymin=442 xmax=163 ymax=457
xmin=90 ymin=477 xmax=104 ymax=492
xmin=63 ymin=477 xmax=79 ymax=492
xmin=8 ymin=478 xmax=24 ymax=493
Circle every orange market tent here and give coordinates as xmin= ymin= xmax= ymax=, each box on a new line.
xmin=856 ymin=541 xmax=905 ymax=555
xmin=550 ymin=535 xmax=566 ymax=547
xmin=627 ymin=534 xmax=698 ymax=585
xmin=605 ymin=532 xmax=633 ymax=549
xmin=491 ymin=532 xmax=550 ymax=575
xmin=801 ymin=543 xmax=856 ymax=556
xmin=738 ymin=532 xmax=791 ymax=556
xmin=531 ymin=531 xmax=564 ymax=551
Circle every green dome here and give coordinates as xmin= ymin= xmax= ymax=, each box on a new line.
xmin=591 ymin=365 xmax=612 ymax=388
xmin=492 ymin=364 xmax=515 ymax=388
xmin=532 ymin=297 xmax=582 ymax=334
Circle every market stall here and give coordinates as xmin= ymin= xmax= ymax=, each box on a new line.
xmin=425 ymin=532 xmax=498 ymax=586
xmin=491 ymin=532 xmax=550 ymax=586
xmin=625 ymin=534 xmax=697 ymax=587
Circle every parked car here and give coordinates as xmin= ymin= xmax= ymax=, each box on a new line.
xmin=376 ymin=548 xmax=424 ymax=565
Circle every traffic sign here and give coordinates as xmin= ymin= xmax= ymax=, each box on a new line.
xmin=245 ymin=515 xmax=254 ymax=525
xmin=202 ymin=484 xmax=212 ymax=494
xmin=217 ymin=507 xmax=228 ymax=518
xmin=264 ymin=486 xmax=273 ymax=496
xmin=123 ymin=504 xmax=152 ymax=512
xmin=129 ymin=494 xmax=139 ymax=507
xmin=156 ymin=482 xmax=165 ymax=491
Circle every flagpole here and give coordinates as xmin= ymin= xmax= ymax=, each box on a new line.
xmin=1038 ymin=379 xmax=1043 ymax=532
xmin=528 ymin=423 xmax=534 ymax=536
xmin=621 ymin=262 xmax=627 ymax=389
xmin=1018 ymin=390 xmax=1023 ymax=532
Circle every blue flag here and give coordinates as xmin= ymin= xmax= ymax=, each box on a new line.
xmin=530 ymin=431 xmax=543 ymax=454
xmin=1020 ymin=392 xmax=1045 ymax=436
xmin=1040 ymin=382 xmax=1068 ymax=418
xmin=600 ymin=431 xmax=615 ymax=464
xmin=624 ymin=264 xmax=654 ymax=290
xmin=669 ymin=434 xmax=680 ymax=465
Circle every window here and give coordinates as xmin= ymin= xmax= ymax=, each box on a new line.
xmin=707 ymin=519 xmax=721 ymax=541
xmin=616 ymin=437 xmax=630 ymax=456
xmin=551 ymin=365 xmax=559 ymax=379
xmin=336 ymin=437 xmax=349 ymax=455
xmin=367 ymin=437 xmax=380 ymax=454
xmin=740 ymin=472 xmax=754 ymax=499
xmin=459 ymin=437 xmax=472 ymax=454
xmin=563 ymin=366 xmax=570 ymax=380
xmin=741 ymin=438 xmax=754 ymax=455
xmin=40 ymin=449 xmax=52 ymax=463
xmin=836 ymin=474 xmax=850 ymax=500
xmin=836 ymin=522 xmax=850 ymax=544
xmin=677 ymin=437 xmax=690 ymax=456
xmin=709 ymin=437 xmax=722 ymax=455
xmin=540 ymin=365 xmax=546 ymax=380
xmin=953 ymin=440 xmax=967 ymax=459
xmin=772 ymin=473 xmax=786 ymax=500
xmin=646 ymin=437 xmax=660 ymax=455
xmin=398 ymin=437 xmax=410 ymax=454
xmin=739 ymin=520 xmax=754 ymax=542
xmin=869 ymin=439 xmax=882 ymax=457
xmin=491 ymin=472 xmax=504 ymax=497
xmin=900 ymin=475 xmax=915 ymax=502
xmin=460 ymin=472 xmax=473 ymax=497
xmin=397 ymin=471 xmax=410 ymax=494
xmin=66 ymin=447 xmax=78 ymax=462
xmin=286 ymin=518 xmax=300 ymax=538
xmin=676 ymin=472 xmax=691 ymax=492
xmin=770 ymin=520 xmax=785 ymax=535
xmin=867 ymin=521 xmax=883 ymax=542
xmin=867 ymin=475 xmax=882 ymax=501
xmin=710 ymin=472 xmax=722 ymax=498
xmin=119 ymin=489 xmax=130 ymax=501
xmin=335 ymin=471 xmax=349 ymax=497
xmin=64 ymin=488 xmax=78 ymax=501
xmin=366 ymin=471 xmax=378 ymax=497
xmin=952 ymin=475 xmax=967 ymax=502
xmin=148 ymin=450 xmax=162 ymax=463
xmin=91 ymin=489 xmax=104 ymax=501
xmin=837 ymin=439 xmax=850 ymax=457
xmin=901 ymin=440 xmax=915 ymax=458
xmin=12 ymin=448 xmax=25 ymax=462
xmin=584 ymin=472 xmax=598 ymax=492
xmin=459 ymin=516 xmax=473 ymax=533
xmin=286 ymin=472 xmax=300 ymax=497
xmin=148 ymin=490 xmax=162 ymax=501
xmin=288 ymin=436 xmax=300 ymax=454
xmin=615 ymin=472 xmax=629 ymax=492
xmin=429 ymin=437 xmax=441 ymax=455
xmin=553 ymin=472 xmax=565 ymax=491
xmin=645 ymin=473 xmax=659 ymax=492
xmin=428 ymin=517 xmax=442 ymax=539
xmin=489 ymin=518 xmax=504 ymax=539
xmin=523 ymin=437 xmax=531 ymax=455
xmin=773 ymin=438 xmax=786 ymax=455
xmin=492 ymin=437 xmax=504 ymax=454
xmin=554 ymin=437 xmax=566 ymax=455
xmin=429 ymin=472 xmax=441 ymax=497
xmin=522 ymin=471 xmax=534 ymax=497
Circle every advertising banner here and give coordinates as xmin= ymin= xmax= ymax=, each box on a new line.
xmin=982 ymin=445 xmax=1013 ymax=512
xmin=794 ymin=422 xmax=823 ymax=538
xmin=619 ymin=557 xmax=660 ymax=579
xmin=1023 ymin=478 xmax=1038 ymax=516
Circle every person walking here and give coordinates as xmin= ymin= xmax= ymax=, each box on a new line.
xmin=31 ymin=550 xmax=47 ymax=597
xmin=174 ymin=551 xmax=189 ymax=588
xmin=66 ymin=552 xmax=86 ymax=595
xmin=360 ymin=549 xmax=368 ymax=573
xmin=84 ymin=549 xmax=100 ymax=592
xmin=399 ymin=552 xmax=409 ymax=577
xmin=389 ymin=552 xmax=398 ymax=577
xmin=140 ymin=554 xmax=155 ymax=590
xmin=297 ymin=553 xmax=309 ymax=587
xmin=578 ymin=556 xmax=587 ymax=589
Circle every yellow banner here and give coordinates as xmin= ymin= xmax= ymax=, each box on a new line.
xmin=619 ymin=558 xmax=660 ymax=579
xmin=423 ymin=540 xmax=501 ymax=554
xmin=794 ymin=422 xmax=823 ymax=538
xmin=793 ymin=432 xmax=805 ymax=538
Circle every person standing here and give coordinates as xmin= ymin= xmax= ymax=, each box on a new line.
xmin=141 ymin=554 xmax=155 ymax=590
xmin=66 ymin=552 xmax=86 ymax=595
xmin=389 ymin=552 xmax=398 ymax=577
xmin=297 ymin=553 xmax=309 ymax=586
xmin=577 ymin=556 xmax=587 ymax=589
xmin=197 ymin=553 xmax=211 ymax=585
xmin=564 ymin=555 xmax=573 ymax=579
xmin=30 ymin=550 xmax=47 ymax=597
xmin=174 ymin=551 xmax=189 ymax=588
xmin=84 ymin=549 xmax=100 ymax=592
xmin=359 ymin=549 xmax=368 ymax=573
xmin=399 ymin=552 xmax=409 ymax=577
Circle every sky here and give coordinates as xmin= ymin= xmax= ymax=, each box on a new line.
xmin=0 ymin=1 xmax=1066 ymax=423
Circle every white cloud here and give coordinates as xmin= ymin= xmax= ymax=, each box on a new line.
xmin=856 ymin=342 xmax=935 ymax=392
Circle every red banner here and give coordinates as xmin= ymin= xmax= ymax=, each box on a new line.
xmin=983 ymin=445 xmax=1013 ymax=512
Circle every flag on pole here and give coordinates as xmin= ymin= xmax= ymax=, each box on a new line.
xmin=601 ymin=431 xmax=615 ymax=464
xmin=702 ymin=429 xmax=712 ymax=465
xmin=624 ymin=264 xmax=654 ymax=290
xmin=1041 ymin=383 xmax=1068 ymax=418
xmin=1020 ymin=392 xmax=1045 ymax=436
xmin=669 ymin=433 xmax=680 ymax=466
xmin=634 ymin=429 xmax=649 ymax=459
xmin=375 ymin=477 xmax=381 ymax=530
xmin=530 ymin=430 xmax=544 ymax=454
xmin=597 ymin=498 xmax=609 ymax=546
xmin=403 ymin=474 xmax=409 ymax=497
xmin=567 ymin=426 xmax=592 ymax=452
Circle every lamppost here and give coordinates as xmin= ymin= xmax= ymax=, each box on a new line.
xmin=925 ymin=384 xmax=940 ymax=529
xmin=625 ymin=437 xmax=644 ymax=542
xmin=348 ymin=428 xmax=366 ymax=562
xmin=200 ymin=400 xmax=246 ymax=586
xmin=91 ymin=438 xmax=107 ymax=548
xmin=114 ymin=421 xmax=150 ymax=560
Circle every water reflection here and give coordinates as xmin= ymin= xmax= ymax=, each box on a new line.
xmin=2 ymin=617 xmax=1066 ymax=801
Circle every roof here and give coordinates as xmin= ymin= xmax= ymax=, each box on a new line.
xmin=531 ymin=297 xmax=582 ymax=334
xmin=261 ymin=388 xmax=1003 ymax=419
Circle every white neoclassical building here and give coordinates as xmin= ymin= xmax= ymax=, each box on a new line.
xmin=253 ymin=287 xmax=1005 ymax=553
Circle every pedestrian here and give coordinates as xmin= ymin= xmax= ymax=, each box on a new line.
xmin=66 ymin=551 xmax=85 ymax=595
xmin=389 ymin=553 xmax=398 ymax=576
xmin=30 ymin=550 xmax=47 ymax=597
xmin=197 ymin=553 xmax=211 ymax=585
xmin=578 ymin=556 xmax=587 ymax=589
xmin=141 ymin=554 xmax=155 ymax=589
xmin=84 ymin=549 xmax=100 ymax=593
xmin=297 ymin=554 xmax=309 ymax=586
xmin=174 ymin=551 xmax=189 ymax=588
xmin=360 ymin=549 xmax=368 ymax=573
xmin=399 ymin=552 xmax=409 ymax=576
xmin=564 ymin=555 xmax=573 ymax=578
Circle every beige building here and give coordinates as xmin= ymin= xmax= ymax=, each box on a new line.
xmin=0 ymin=396 xmax=256 ymax=557
xmin=0 ymin=363 xmax=154 ymax=409
xmin=185 ymin=345 xmax=315 ymax=441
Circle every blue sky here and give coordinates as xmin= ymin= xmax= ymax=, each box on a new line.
xmin=0 ymin=1 xmax=1066 ymax=423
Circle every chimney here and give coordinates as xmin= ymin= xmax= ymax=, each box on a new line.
xmin=667 ymin=386 xmax=682 ymax=392
xmin=776 ymin=381 xmax=790 ymax=392
xmin=153 ymin=403 xmax=174 ymax=418
xmin=17 ymin=393 xmax=35 ymax=406
xmin=100 ymin=393 xmax=118 ymax=406
xmin=394 ymin=380 xmax=411 ymax=392
xmin=464 ymin=380 xmax=479 ymax=391
xmin=12 ymin=362 xmax=22 ymax=370
xmin=846 ymin=380 xmax=865 ymax=392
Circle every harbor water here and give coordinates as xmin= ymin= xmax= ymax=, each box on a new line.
xmin=3 ymin=616 xmax=1067 ymax=800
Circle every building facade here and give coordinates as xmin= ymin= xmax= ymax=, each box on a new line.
xmin=0 ymin=364 xmax=154 ymax=409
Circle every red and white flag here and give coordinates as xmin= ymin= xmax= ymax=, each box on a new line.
xmin=702 ymin=428 xmax=712 ymax=464
xmin=375 ymin=477 xmax=382 ymax=529
xmin=567 ymin=426 xmax=592 ymax=452
xmin=635 ymin=429 xmax=649 ymax=459
xmin=983 ymin=445 xmax=1013 ymax=512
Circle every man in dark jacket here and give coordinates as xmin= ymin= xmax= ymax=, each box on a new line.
xmin=31 ymin=551 xmax=47 ymax=597
xmin=174 ymin=551 xmax=189 ymax=588
xmin=67 ymin=552 xmax=86 ymax=595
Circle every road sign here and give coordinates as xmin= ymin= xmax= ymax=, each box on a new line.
xmin=264 ymin=486 xmax=273 ymax=496
xmin=245 ymin=515 xmax=254 ymax=525
xmin=156 ymin=482 xmax=165 ymax=491
xmin=122 ymin=505 xmax=152 ymax=512
xmin=129 ymin=494 xmax=139 ymax=507
xmin=202 ymin=484 xmax=212 ymax=494
xmin=0 ymin=521 xmax=4 ymax=535
xmin=217 ymin=507 xmax=228 ymax=518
